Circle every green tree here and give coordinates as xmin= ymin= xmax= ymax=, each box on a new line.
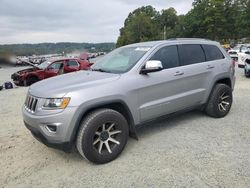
xmin=157 ymin=8 xmax=179 ymax=39
xmin=117 ymin=6 xmax=159 ymax=47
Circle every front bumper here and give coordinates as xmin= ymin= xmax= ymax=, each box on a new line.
xmin=22 ymin=105 xmax=78 ymax=151
xmin=11 ymin=73 xmax=24 ymax=86
xmin=24 ymin=121 xmax=72 ymax=152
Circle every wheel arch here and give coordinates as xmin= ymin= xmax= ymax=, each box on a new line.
xmin=205 ymin=77 xmax=232 ymax=105
xmin=26 ymin=73 xmax=40 ymax=81
xmin=214 ymin=77 xmax=232 ymax=88
xmin=70 ymin=100 xmax=138 ymax=145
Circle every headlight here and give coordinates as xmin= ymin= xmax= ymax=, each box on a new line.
xmin=43 ymin=98 xmax=70 ymax=109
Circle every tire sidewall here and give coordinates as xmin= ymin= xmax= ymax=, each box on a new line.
xmin=80 ymin=110 xmax=129 ymax=164
xmin=212 ymin=84 xmax=233 ymax=117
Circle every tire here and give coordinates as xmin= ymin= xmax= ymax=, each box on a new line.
xmin=26 ymin=76 xmax=39 ymax=86
xmin=76 ymin=108 xmax=129 ymax=164
xmin=205 ymin=84 xmax=233 ymax=118
xmin=245 ymin=69 xmax=250 ymax=78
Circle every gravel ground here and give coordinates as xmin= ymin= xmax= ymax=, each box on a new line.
xmin=0 ymin=66 xmax=249 ymax=188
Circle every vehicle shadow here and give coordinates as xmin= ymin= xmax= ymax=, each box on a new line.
xmin=136 ymin=110 xmax=205 ymax=138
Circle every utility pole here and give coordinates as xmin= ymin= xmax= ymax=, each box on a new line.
xmin=163 ymin=25 xmax=166 ymax=40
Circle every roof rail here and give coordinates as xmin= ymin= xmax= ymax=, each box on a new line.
xmin=166 ymin=38 xmax=210 ymax=40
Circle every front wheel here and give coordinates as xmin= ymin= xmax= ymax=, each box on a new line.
xmin=205 ymin=84 xmax=233 ymax=118
xmin=76 ymin=109 xmax=129 ymax=164
xmin=25 ymin=76 xmax=39 ymax=86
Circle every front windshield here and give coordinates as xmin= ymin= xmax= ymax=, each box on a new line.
xmin=91 ymin=46 xmax=151 ymax=73
xmin=37 ymin=61 xmax=51 ymax=69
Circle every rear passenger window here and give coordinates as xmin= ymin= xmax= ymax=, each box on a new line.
xmin=202 ymin=45 xmax=224 ymax=61
xmin=67 ymin=60 xmax=79 ymax=67
xmin=150 ymin=45 xmax=179 ymax=69
xmin=178 ymin=44 xmax=205 ymax=66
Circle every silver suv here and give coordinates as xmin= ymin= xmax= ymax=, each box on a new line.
xmin=23 ymin=39 xmax=235 ymax=164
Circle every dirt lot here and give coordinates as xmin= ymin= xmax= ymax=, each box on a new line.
xmin=0 ymin=67 xmax=250 ymax=188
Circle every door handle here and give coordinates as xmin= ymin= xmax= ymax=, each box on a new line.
xmin=207 ymin=65 xmax=215 ymax=69
xmin=174 ymin=71 xmax=184 ymax=76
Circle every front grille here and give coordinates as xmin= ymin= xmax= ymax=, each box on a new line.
xmin=24 ymin=95 xmax=38 ymax=113
xmin=229 ymin=51 xmax=237 ymax=55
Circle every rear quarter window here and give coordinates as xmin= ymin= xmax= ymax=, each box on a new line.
xmin=67 ymin=60 xmax=79 ymax=67
xmin=202 ymin=45 xmax=224 ymax=61
xmin=178 ymin=44 xmax=206 ymax=66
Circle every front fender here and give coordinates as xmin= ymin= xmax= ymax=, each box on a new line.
xmin=65 ymin=98 xmax=137 ymax=143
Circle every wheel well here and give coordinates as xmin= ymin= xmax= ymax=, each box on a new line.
xmin=215 ymin=78 xmax=232 ymax=88
xmin=85 ymin=102 xmax=134 ymax=127
xmin=74 ymin=102 xmax=137 ymax=141
xmin=27 ymin=74 xmax=39 ymax=81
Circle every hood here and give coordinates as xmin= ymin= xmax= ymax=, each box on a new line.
xmin=29 ymin=70 xmax=120 ymax=98
xmin=17 ymin=67 xmax=39 ymax=75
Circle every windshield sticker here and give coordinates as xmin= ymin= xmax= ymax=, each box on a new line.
xmin=135 ymin=47 xmax=150 ymax=52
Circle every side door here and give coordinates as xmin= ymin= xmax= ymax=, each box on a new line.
xmin=136 ymin=45 xmax=183 ymax=122
xmin=201 ymin=44 xmax=228 ymax=99
xmin=175 ymin=44 xmax=214 ymax=107
xmin=64 ymin=59 xmax=80 ymax=73
xmin=44 ymin=61 xmax=64 ymax=78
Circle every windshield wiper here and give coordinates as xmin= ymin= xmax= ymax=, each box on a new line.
xmin=91 ymin=68 xmax=111 ymax=73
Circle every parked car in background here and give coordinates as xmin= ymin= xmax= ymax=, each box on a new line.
xmin=22 ymin=39 xmax=235 ymax=164
xmin=237 ymin=46 xmax=250 ymax=68
xmin=228 ymin=46 xmax=240 ymax=61
xmin=244 ymin=59 xmax=250 ymax=77
xmin=11 ymin=58 xmax=93 ymax=86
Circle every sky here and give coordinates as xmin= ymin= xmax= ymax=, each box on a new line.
xmin=0 ymin=0 xmax=194 ymax=44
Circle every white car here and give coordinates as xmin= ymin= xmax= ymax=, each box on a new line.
xmin=228 ymin=46 xmax=240 ymax=61
xmin=238 ymin=46 xmax=250 ymax=68
xmin=228 ymin=45 xmax=250 ymax=62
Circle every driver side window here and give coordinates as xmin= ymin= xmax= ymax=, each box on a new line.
xmin=150 ymin=45 xmax=179 ymax=69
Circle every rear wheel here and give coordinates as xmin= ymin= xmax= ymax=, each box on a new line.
xmin=76 ymin=109 xmax=129 ymax=164
xmin=205 ymin=84 xmax=233 ymax=118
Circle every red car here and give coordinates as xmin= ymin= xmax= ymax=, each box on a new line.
xmin=11 ymin=58 xmax=93 ymax=86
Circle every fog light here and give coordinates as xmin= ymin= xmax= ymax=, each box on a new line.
xmin=46 ymin=125 xmax=57 ymax=132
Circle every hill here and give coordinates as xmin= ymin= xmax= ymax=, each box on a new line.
xmin=0 ymin=42 xmax=116 ymax=57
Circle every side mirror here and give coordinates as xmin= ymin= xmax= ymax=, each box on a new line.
xmin=140 ymin=60 xmax=163 ymax=74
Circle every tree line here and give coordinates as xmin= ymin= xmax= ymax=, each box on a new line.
xmin=0 ymin=42 xmax=115 ymax=57
xmin=117 ymin=0 xmax=250 ymax=47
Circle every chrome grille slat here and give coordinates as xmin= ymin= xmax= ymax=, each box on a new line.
xmin=29 ymin=98 xmax=34 ymax=109
xmin=25 ymin=95 xmax=38 ymax=113
xmin=31 ymin=99 xmax=37 ymax=112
